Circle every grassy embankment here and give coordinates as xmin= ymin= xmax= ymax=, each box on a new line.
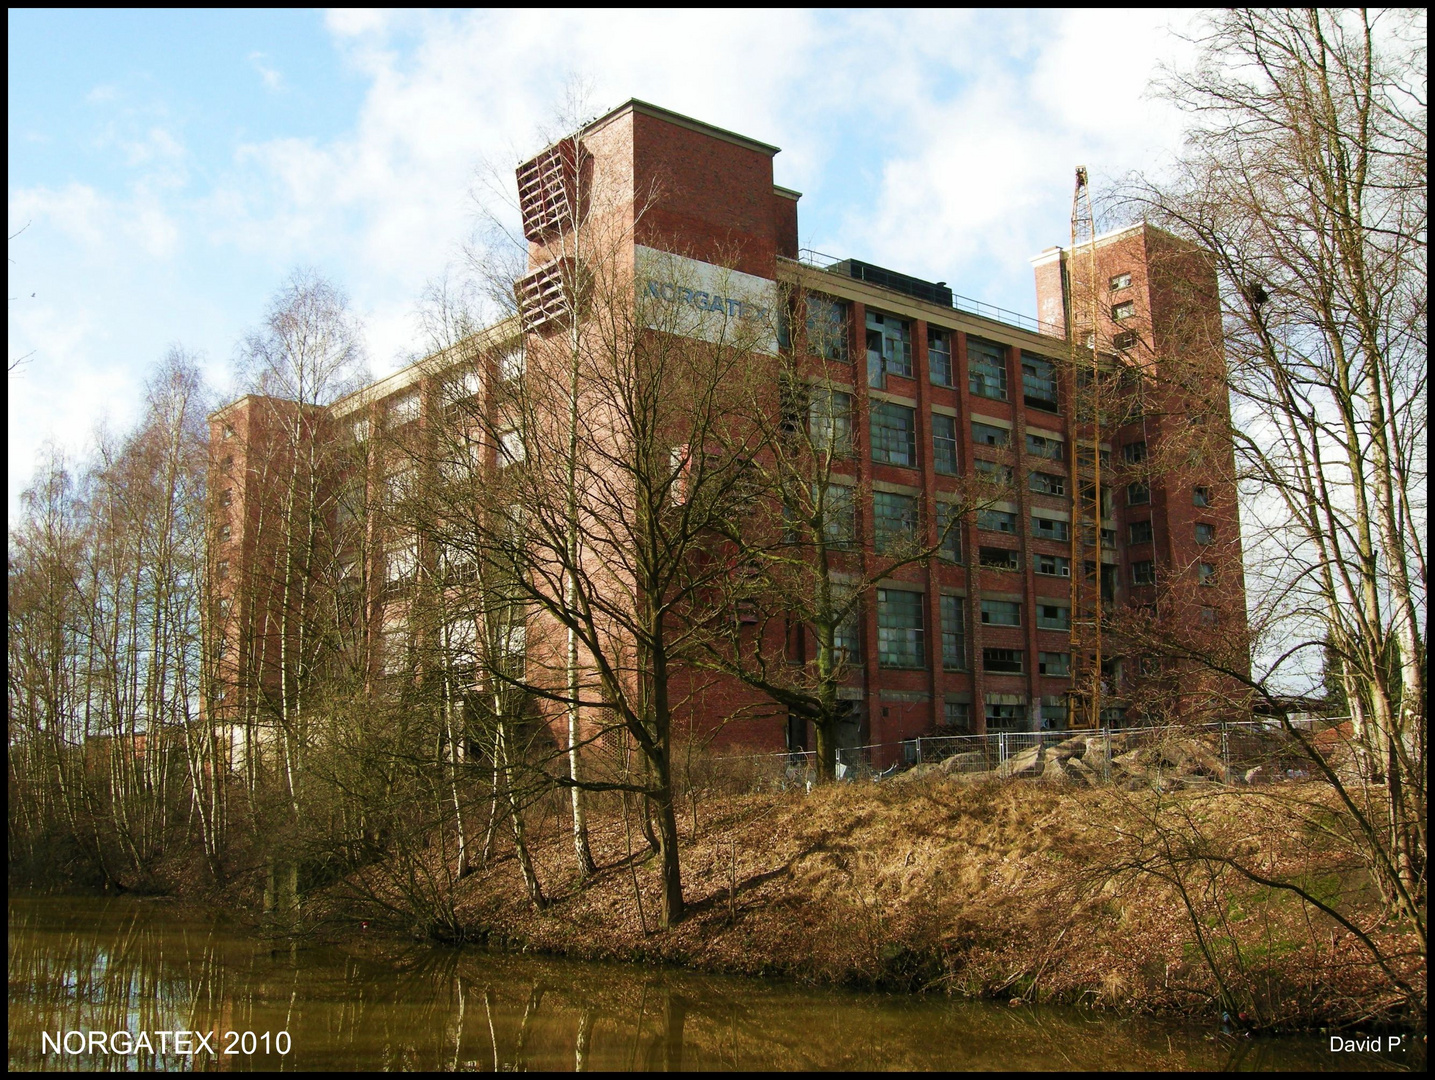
xmin=320 ymin=773 xmax=1423 ymax=1032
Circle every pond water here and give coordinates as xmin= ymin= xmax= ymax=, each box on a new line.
xmin=7 ymin=896 xmax=1419 ymax=1072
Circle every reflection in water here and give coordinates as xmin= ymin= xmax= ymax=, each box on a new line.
xmin=8 ymin=897 xmax=1418 ymax=1072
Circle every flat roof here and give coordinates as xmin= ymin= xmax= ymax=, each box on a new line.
xmin=581 ymin=97 xmax=781 ymax=158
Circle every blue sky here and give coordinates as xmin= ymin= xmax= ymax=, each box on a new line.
xmin=9 ymin=8 xmax=1199 ymax=520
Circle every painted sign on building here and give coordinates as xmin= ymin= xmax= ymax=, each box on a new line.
xmin=636 ymin=246 xmax=778 ymax=351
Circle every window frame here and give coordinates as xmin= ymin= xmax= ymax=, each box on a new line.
xmin=872 ymin=490 xmax=919 ymax=553
xmin=980 ymin=599 xmax=1021 ymax=627
xmin=1038 ymin=651 xmax=1071 ymax=676
xmin=982 ymin=647 xmax=1024 ymax=674
xmin=1025 ymin=432 xmax=1063 ymax=460
xmin=940 ymin=594 xmax=967 ymax=671
xmin=928 ymin=327 xmax=953 ymax=387
xmin=972 ymin=420 xmax=1010 ymax=447
xmin=1034 ymin=552 xmax=1070 ymax=577
xmin=1032 ymin=515 xmax=1070 ymax=542
xmin=1036 ymin=602 xmax=1070 ymax=630
xmin=808 ymin=387 xmax=854 ymax=456
xmin=932 ymin=412 xmax=959 ymax=475
xmin=805 ymin=295 xmax=849 ymax=361
xmin=877 ymin=588 xmax=926 ymax=669
xmin=870 ymin=401 xmax=918 ymax=468
xmin=866 ymin=310 xmax=914 ymax=383
xmin=1029 ymin=470 xmax=1067 ymax=497
xmin=978 ymin=546 xmax=1021 ymax=571
xmin=976 ymin=508 xmax=1018 ymax=535
xmin=1020 ymin=352 xmax=1060 ymax=412
xmin=967 ymin=337 xmax=1009 ymax=401
xmin=935 ymin=502 xmax=964 ymax=563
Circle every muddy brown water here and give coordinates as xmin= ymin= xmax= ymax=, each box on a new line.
xmin=8 ymin=896 xmax=1420 ymax=1071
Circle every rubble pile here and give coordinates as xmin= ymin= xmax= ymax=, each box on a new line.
xmin=895 ymin=727 xmax=1316 ymax=790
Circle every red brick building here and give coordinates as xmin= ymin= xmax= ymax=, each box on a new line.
xmin=210 ymin=99 xmax=1249 ymax=762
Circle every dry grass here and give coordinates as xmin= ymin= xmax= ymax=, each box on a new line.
xmin=378 ymin=774 xmax=1425 ymax=1030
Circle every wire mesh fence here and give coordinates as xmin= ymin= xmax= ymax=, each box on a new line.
xmin=716 ymin=717 xmax=1344 ymax=793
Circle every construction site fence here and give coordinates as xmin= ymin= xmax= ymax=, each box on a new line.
xmin=709 ymin=717 xmax=1348 ymax=793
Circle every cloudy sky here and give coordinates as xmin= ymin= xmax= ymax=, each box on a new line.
xmin=9 ymin=8 xmax=1200 ymax=521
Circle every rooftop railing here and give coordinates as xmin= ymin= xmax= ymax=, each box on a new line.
xmin=795 ymin=248 xmax=1065 ymax=339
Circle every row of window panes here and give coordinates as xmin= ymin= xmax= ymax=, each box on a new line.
xmin=806 ymin=301 xmax=1046 ymax=408
xmin=805 ymin=392 xmax=1072 ymax=480
xmin=980 ymin=649 xmax=1072 ymax=676
xmin=815 ymin=591 xmax=1080 ymax=672
xmin=1129 ymin=560 xmax=1218 ymax=585
xmin=816 ymin=485 xmax=965 ymax=561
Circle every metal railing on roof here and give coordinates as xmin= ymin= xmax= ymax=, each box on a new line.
xmin=795 ymin=248 xmax=1065 ymax=339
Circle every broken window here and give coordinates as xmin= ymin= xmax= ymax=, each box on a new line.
xmin=870 ymin=402 xmax=917 ymax=467
xmin=928 ymin=327 xmax=953 ymax=387
xmin=1039 ymin=651 xmax=1071 ymax=676
xmin=977 ymin=508 xmax=1018 ymax=534
xmin=805 ymin=296 xmax=848 ymax=361
xmin=1029 ymin=471 xmax=1066 ymax=497
xmin=967 ymin=337 xmax=1008 ymax=400
xmin=980 ymin=599 xmax=1021 ymax=626
xmin=1025 ymin=433 xmax=1063 ymax=460
xmin=1032 ymin=515 xmax=1069 ymax=542
xmin=972 ymin=421 xmax=1009 ymax=447
xmin=983 ymin=648 xmax=1024 ymax=674
xmin=866 ymin=310 xmax=913 ymax=386
xmin=809 ymin=387 xmax=853 ymax=455
xmin=1021 ymin=352 xmax=1059 ymax=412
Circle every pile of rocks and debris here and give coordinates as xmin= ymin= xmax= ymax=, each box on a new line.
xmin=893 ymin=727 xmax=1312 ymax=790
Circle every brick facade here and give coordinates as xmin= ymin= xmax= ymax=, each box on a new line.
xmin=210 ymin=99 xmax=1251 ymax=767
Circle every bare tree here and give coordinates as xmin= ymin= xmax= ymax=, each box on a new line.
xmin=699 ymin=285 xmax=994 ymax=781
xmin=230 ymin=269 xmax=368 ymax=910
xmin=1113 ymin=6 xmax=1425 ymax=1010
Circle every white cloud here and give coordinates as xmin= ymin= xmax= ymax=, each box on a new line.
xmin=817 ymin=9 xmax=1202 ymax=314
xmin=11 ymin=8 xmax=1219 ymax=521
xmin=248 ymin=51 xmax=285 ymax=93
xmin=10 ymin=180 xmax=181 ymax=260
xmin=9 ymin=183 xmax=112 ymax=250
xmin=324 ymin=8 xmax=394 ymax=38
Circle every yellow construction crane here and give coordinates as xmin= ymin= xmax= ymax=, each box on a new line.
xmin=1066 ymin=167 xmax=1102 ymax=731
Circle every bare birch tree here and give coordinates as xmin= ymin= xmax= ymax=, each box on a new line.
xmin=232 ymin=270 xmax=367 ymax=908
xmin=1117 ymin=6 xmax=1424 ymax=967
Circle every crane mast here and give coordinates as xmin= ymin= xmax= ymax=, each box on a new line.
xmin=1066 ymin=167 xmax=1102 ymax=731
